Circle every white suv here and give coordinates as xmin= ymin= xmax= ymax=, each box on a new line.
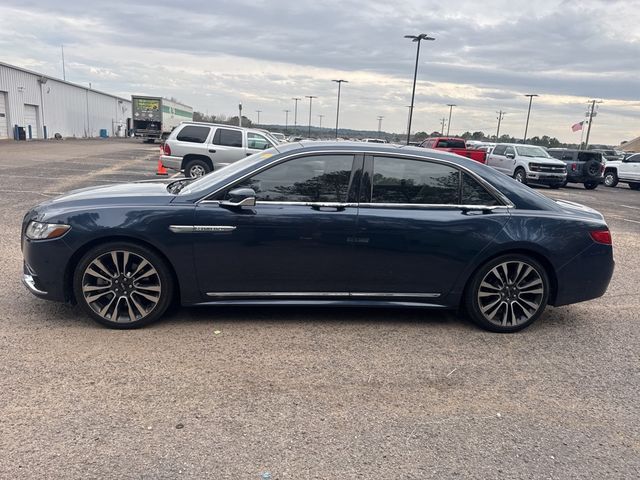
xmin=160 ymin=122 xmax=279 ymax=177
xmin=603 ymin=153 xmax=640 ymax=190
xmin=486 ymin=144 xmax=567 ymax=188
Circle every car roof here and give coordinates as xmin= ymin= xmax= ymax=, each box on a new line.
xmin=177 ymin=121 xmax=266 ymax=134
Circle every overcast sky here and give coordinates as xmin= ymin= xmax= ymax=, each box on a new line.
xmin=1 ymin=0 xmax=639 ymax=144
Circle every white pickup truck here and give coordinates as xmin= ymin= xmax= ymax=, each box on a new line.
xmin=486 ymin=144 xmax=567 ymax=188
xmin=603 ymin=153 xmax=640 ymax=190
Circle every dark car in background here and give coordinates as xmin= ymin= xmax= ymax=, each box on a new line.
xmin=21 ymin=143 xmax=614 ymax=333
xmin=548 ymin=149 xmax=604 ymax=189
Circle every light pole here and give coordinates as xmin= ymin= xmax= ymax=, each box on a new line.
xmin=446 ymin=104 xmax=456 ymax=136
xmin=377 ymin=116 xmax=384 ymax=138
xmin=238 ymin=103 xmax=242 ymax=127
xmin=584 ymin=99 xmax=602 ymax=149
xmin=305 ymin=95 xmax=317 ymax=138
xmin=440 ymin=117 xmax=446 ymax=135
xmin=496 ymin=110 xmax=505 ymax=140
xmin=292 ymin=97 xmax=301 ymax=131
xmin=283 ymin=109 xmax=289 ymax=133
xmin=255 ymin=110 xmax=261 ymax=126
xmin=523 ymin=94 xmax=538 ymax=143
xmin=318 ymin=114 xmax=324 ymax=130
xmin=405 ymin=33 xmax=435 ymax=145
xmin=332 ymin=79 xmax=348 ymax=139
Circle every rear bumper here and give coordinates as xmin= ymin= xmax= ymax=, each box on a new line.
xmin=160 ymin=155 xmax=182 ymax=171
xmin=552 ymin=242 xmax=614 ymax=306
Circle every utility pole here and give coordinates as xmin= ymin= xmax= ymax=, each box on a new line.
xmin=496 ymin=110 xmax=505 ymax=140
xmin=318 ymin=114 xmax=324 ymax=130
xmin=61 ymin=45 xmax=66 ymax=81
xmin=238 ymin=103 xmax=242 ymax=127
xmin=523 ymin=94 xmax=538 ymax=143
xmin=292 ymin=97 xmax=301 ymax=131
xmin=446 ymin=104 xmax=456 ymax=136
xmin=377 ymin=116 xmax=384 ymax=138
xmin=404 ymin=33 xmax=436 ymax=145
xmin=440 ymin=117 xmax=447 ymax=135
xmin=305 ymin=95 xmax=317 ymax=138
xmin=283 ymin=109 xmax=289 ymax=133
xmin=332 ymin=79 xmax=348 ymax=139
xmin=255 ymin=110 xmax=261 ymax=126
xmin=584 ymin=99 xmax=602 ymax=149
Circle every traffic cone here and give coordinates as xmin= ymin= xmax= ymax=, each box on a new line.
xmin=156 ymin=158 xmax=168 ymax=176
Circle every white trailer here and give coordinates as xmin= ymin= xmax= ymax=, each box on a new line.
xmin=132 ymin=96 xmax=193 ymax=142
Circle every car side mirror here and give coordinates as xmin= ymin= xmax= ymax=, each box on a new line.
xmin=220 ymin=188 xmax=256 ymax=208
xmin=506 ymin=153 xmax=515 ymax=159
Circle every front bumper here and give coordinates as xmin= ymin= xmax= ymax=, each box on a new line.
xmin=526 ymin=172 xmax=566 ymax=185
xmin=160 ymin=155 xmax=182 ymax=171
xmin=21 ymin=236 xmax=74 ymax=303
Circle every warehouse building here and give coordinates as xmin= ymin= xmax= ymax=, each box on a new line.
xmin=0 ymin=61 xmax=131 ymax=140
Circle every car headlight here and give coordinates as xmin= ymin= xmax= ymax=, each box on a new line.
xmin=25 ymin=221 xmax=71 ymax=240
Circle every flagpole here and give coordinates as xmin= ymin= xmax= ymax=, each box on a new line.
xmin=579 ymin=121 xmax=586 ymax=149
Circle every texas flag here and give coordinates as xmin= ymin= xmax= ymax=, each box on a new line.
xmin=571 ymin=121 xmax=585 ymax=132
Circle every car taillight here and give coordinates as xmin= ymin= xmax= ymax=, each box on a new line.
xmin=590 ymin=229 xmax=612 ymax=245
xmin=571 ymin=163 xmax=577 ymax=171
xmin=163 ymin=143 xmax=171 ymax=155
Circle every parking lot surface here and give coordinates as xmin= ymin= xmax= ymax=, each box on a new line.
xmin=0 ymin=139 xmax=638 ymax=479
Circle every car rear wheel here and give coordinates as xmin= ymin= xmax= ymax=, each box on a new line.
xmin=73 ymin=242 xmax=173 ymax=329
xmin=185 ymin=159 xmax=211 ymax=178
xmin=464 ymin=254 xmax=549 ymax=333
xmin=584 ymin=181 xmax=599 ymax=190
xmin=629 ymin=182 xmax=640 ymax=190
xmin=513 ymin=168 xmax=527 ymax=185
xmin=604 ymin=171 xmax=618 ymax=187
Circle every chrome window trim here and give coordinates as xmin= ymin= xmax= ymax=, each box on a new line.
xmin=357 ymin=203 xmax=509 ymax=211
xmin=194 ymin=149 xmax=515 ymax=208
xmin=206 ymin=291 xmax=441 ymax=298
xmin=169 ymin=225 xmax=237 ymax=233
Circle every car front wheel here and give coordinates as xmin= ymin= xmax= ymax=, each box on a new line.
xmin=604 ymin=171 xmax=618 ymax=187
xmin=584 ymin=181 xmax=599 ymax=190
xmin=513 ymin=168 xmax=527 ymax=185
xmin=464 ymin=254 xmax=550 ymax=333
xmin=73 ymin=242 xmax=174 ymax=329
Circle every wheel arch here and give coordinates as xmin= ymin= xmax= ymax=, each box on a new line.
xmin=63 ymin=235 xmax=181 ymax=305
xmin=460 ymin=247 xmax=558 ymax=308
xmin=181 ymin=154 xmax=213 ymax=172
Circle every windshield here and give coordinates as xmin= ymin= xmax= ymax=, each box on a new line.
xmin=179 ymin=148 xmax=279 ymax=195
xmin=515 ymin=146 xmax=551 ymax=158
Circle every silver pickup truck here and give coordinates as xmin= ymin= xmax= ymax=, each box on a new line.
xmin=160 ymin=122 xmax=280 ymax=177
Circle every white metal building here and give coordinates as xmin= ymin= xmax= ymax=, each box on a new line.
xmin=0 ymin=61 xmax=131 ymax=140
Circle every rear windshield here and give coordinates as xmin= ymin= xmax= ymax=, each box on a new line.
xmin=436 ymin=139 xmax=466 ymax=149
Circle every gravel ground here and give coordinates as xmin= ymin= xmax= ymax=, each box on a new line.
xmin=0 ymin=139 xmax=638 ymax=479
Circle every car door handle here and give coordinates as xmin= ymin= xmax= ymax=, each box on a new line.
xmin=208 ymin=149 xmax=216 ymax=153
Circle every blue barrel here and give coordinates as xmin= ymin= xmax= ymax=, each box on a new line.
xmin=99 ymin=129 xmax=108 ymax=138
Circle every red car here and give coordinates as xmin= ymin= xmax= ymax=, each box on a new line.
xmin=419 ymin=137 xmax=487 ymax=164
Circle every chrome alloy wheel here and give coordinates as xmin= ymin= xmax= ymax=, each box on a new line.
xmin=81 ymin=250 xmax=161 ymax=323
xmin=477 ymin=260 xmax=545 ymax=327
xmin=189 ymin=165 xmax=206 ymax=177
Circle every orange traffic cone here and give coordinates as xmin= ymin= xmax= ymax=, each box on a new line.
xmin=156 ymin=158 xmax=168 ymax=176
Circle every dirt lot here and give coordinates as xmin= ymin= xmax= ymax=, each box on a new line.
xmin=0 ymin=139 xmax=638 ymax=479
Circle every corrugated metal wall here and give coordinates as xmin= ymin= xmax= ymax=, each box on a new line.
xmin=0 ymin=62 xmax=131 ymax=139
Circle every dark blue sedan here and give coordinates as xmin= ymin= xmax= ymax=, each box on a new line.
xmin=21 ymin=142 xmax=614 ymax=332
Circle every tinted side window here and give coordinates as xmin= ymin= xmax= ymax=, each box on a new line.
xmin=628 ymin=154 xmax=640 ymax=163
xmin=233 ymin=155 xmax=354 ymax=202
xmin=461 ymin=173 xmax=499 ymax=205
xmin=437 ymin=139 xmax=466 ymax=149
xmin=493 ymin=145 xmax=506 ymax=156
xmin=247 ymin=132 xmax=272 ymax=150
xmin=371 ymin=157 xmax=459 ymax=204
xmin=176 ymin=126 xmax=210 ymax=143
xmin=213 ymin=128 xmax=243 ymax=148
xmin=505 ymin=146 xmax=515 ymax=156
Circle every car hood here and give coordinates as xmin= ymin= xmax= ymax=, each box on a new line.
xmin=525 ymin=156 xmax=566 ymax=166
xmin=48 ymin=181 xmax=173 ymax=203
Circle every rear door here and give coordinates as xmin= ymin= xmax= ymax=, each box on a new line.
xmin=352 ymin=154 xmax=511 ymax=299
xmin=210 ymin=127 xmax=245 ymax=167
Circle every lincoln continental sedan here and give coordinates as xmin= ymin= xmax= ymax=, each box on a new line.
xmin=21 ymin=142 xmax=614 ymax=332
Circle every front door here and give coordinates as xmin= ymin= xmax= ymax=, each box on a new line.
xmin=352 ymin=154 xmax=511 ymax=299
xmin=193 ymin=153 xmax=362 ymax=296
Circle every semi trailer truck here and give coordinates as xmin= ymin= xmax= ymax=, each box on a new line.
xmin=131 ymin=96 xmax=193 ymax=142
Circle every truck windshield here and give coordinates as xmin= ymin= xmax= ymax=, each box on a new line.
xmin=515 ymin=146 xmax=551 ymax=158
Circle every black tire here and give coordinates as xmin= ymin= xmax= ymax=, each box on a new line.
xmin=73 ymin=242 xmax=174 ymax=329
xmin=629 ymin=182 xmax=640 ymax=191
xmin=513 ymin=167 xmax=527 ymax=185
xmin=560 ymin=179 xmax=569 ymax=188
xmin=184 ymin=159 xmax=211 ymax=178
xmin=604 ymin=170 xmax=618 ymax=187
xmin=549 ymin=184 xmax=561 ymax=189
xmin=464 ymin=254 xmax=550 ymax=333
xmin=584 ymin=181 xmax=599 ymax=190
xmin=583 ymin=159 xmax=601 ymax=178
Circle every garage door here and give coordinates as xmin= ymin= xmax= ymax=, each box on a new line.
xmin=24 ymin=104 xmax=39 ymax=139
xmin=0 ymin=93 xmax=8 ymax=139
